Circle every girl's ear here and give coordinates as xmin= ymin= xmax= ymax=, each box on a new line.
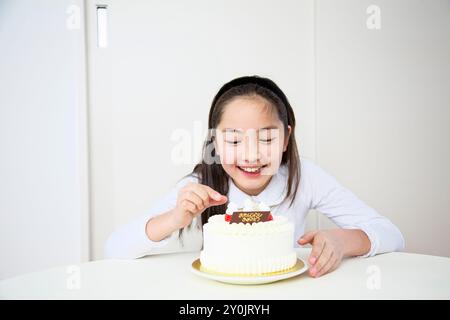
xmin=283 ymin=125 xmax=292 ymax=152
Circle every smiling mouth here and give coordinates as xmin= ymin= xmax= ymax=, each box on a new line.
xmin=237 ymin=165 xmax=268 ymax=174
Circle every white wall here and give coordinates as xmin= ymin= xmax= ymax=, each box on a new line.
xmin=315 ymin=0 xmax=450 ymax=257
xmin=0 ymin=0 xmax=89 ymax=279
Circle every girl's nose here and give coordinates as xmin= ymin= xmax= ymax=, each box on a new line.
xmin=243 ymin=135 xmax=261 ymax=163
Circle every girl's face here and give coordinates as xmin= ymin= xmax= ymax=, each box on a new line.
xmin=215 ymin=96 xmax=291 ymax=196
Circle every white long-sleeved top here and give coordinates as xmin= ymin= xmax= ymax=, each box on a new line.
xmin=104 ymin=157 xmax=405 ymax=259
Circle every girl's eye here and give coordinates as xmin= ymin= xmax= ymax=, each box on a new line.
xmin=258 ymin=129 xmax=278 ymax=143
xmin=225 ymin=140 xmax=241 ymax=145
xmin=259 ymin=138 xmax=275 ymax=143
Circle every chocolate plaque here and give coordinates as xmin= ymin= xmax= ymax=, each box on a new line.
xmin=229 ymin=211 xmax=271 ymax=224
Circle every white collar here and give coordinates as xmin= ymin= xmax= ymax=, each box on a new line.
xmin=227 ymin=164 xmax=289 ymax=208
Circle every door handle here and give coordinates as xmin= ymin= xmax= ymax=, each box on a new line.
xmin=96 ymin=5 xmax=108 ymax=48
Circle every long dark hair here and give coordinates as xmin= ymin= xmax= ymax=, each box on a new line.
xmin=182 ymin=75 xmax=301 ymax=236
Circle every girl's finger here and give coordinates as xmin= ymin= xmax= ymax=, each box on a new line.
xmin=316 ymin=252 xmax=336 ymax=277
xmin=181 ymin=199 xmax=197 ymax=215
xmin=208 ymin=195 xmax=228 ymax=207
xmin=185 ymin=191 xmax=205 ymax=212
xmin=309 ymin=237 xmax=325 ymax=265
xmin=298 ymin=230 xmax=317 ymax=245
xmin=190 ymin=185 xmax=210 ymax=207
xmin=201 ymin=184 xmax=227 ymax=203
xmin=311 ymin=244 xmax=333 ymax=277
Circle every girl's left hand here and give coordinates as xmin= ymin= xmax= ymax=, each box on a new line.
xmin=298 ymin=230 xmax=345 ymax=278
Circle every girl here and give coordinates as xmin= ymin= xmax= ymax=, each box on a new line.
xmin=105 ymin=75 xmax=404 ymax=278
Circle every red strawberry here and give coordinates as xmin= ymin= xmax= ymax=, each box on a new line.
xmin=225 ymin=214 xmax=231 ymax=222
xmin=267 ymin=214 xmax=273 ymax=221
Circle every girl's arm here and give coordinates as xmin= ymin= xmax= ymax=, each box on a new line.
xmin=298 ymin=158 xmax=405 ymax=277
xmin=104 ymin=176 xmax=197 ymax=259
xmin=104 ymin=176 xmax=227 ymax=259
xmin=145 ymin=209 xmax=180 ymax=242
xmin=302 ymin=158 xmax=405 ymax=257
xmin=145 ymin=183 xmax=227 ymax=242
xmin=299 ymin=228 xmax=371 ymax=277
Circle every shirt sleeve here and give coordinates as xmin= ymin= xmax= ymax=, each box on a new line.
xmin=303 ymin=158 xmax=405 ymax=257
xmin=103 ymin=175 xmax=199 ymax=259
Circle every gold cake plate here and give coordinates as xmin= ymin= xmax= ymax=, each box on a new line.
xmin=191 ymin=258 xmax=308 ymax=285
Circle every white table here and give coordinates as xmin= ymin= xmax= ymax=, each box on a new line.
xmin=1 ymin=249 xmax=449 ymax=299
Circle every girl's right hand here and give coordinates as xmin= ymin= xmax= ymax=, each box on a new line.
xmin=171 ymin=182 xmax=228 ymax=229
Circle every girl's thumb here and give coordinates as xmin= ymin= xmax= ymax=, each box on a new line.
xmin=298 ymin=231 xmax=317 ymax=245
xmin=209 ymin=195 xmax=228 ymax=207
xmin=204 ymin=185 xmax=225 ymax=202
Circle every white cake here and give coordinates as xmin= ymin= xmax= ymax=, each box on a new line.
xmin=199 ymin=199 xmax=297 ymax=275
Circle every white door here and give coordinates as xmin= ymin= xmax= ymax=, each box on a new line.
xmin=0 ymin=0 xmax=89 ymax=279
xmin=85 ymin=0 xmax=316 ymax=259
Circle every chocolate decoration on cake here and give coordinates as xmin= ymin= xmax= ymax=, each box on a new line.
xmin=230 ymin=211 xmax=271 ymax=224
